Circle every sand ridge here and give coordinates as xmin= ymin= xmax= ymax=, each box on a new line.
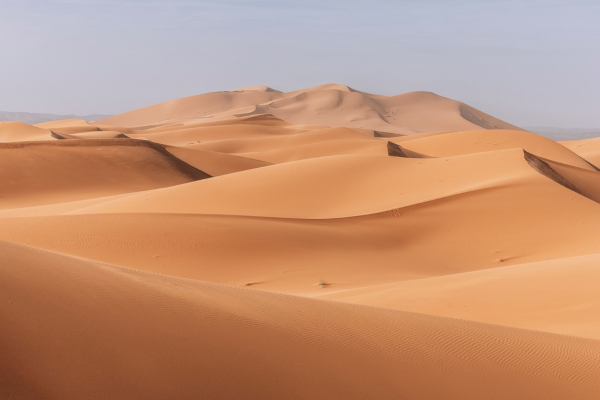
xmin=97 ymin=85 xmax=523 ymax=133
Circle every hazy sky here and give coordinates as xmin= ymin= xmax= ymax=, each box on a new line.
xmin=1 ymin=0 xmax=598 ymax=127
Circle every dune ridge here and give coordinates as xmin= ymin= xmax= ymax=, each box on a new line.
xmin=97 ymin=85 xmax=522 ymax=134
xmin=0 ymin=139 xmax=210 ymax=208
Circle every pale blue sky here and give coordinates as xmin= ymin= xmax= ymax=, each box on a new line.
xmin=1 ymin=0 xmax=598 ymax=127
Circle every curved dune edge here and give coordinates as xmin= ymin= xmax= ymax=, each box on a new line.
xmin=50 ymin=131 xmax=68 ymax=139
xmin=60 ymin=148 xmax=598 ymax=219
xmin=0 ymin=139 xmax=211 ymax=209
xmin=2 ymin=192 xmax=600 ymax=294
xmin=0 ymin=121 xmax=53 ymax=142
xmin=538 ymin=156 xmax=600 ymax=202
xmin=0 ymin=138 xmax=211 ymax=180
xmin=561 ymin=137 xmax=600 ymax=168
xmin=163 ymin=145 xmax=271 ymax=176
xmin=523 ymin=150 xmax=584 ymax=195
xmin=394 ymin=129 xmax=596 ymax=170
xmin=1 ymin=241 xmax=599 ymax=400
xmin=387 ymin=141 xmax=431 ymax=158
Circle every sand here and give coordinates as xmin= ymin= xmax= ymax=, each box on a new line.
xmin=1 ymin=85 xmax=600 ymax=399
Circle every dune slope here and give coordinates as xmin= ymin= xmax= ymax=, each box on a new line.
xmin=97 ymin=85 xmax=521 ymax=134
xmin=0 ymin=121 xmax=52 ymax=142
xmin=1 ymin=241 xmax=599 ymax=400
xmin=320 ymin=253 xmax=600 ymax=339
xmin=0 ymin=139 xmax=209 ymax=208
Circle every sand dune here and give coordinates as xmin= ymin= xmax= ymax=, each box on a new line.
xmin=562 ymin=136 xmax=600 ymax=167
xmin=2 ymin=241 xmax=599 ymax=400
xmin=35 ymin=118 xmax=95 ymax=129
xmin=57 ymin=149 xmax=596 ymax=218
xmin=0 ymin=139 xmax=209 ymax=208
xmin=162 ymin=145 xmax=271 ymax=176
xmin=2 ymin=158 xmax=600 ymax=291
xmin=127 ymin=121 xmax=309 ymax=147
xmin=2 ymin=84 xmax=600 ymax=398
xmin=187 ymin=126 xmax=378 ymax=159
xmin=395 ymin=129 xmax=596 ymax=169
xmin=320 ymin=252 xmax=600 ymax=339
xmin=0 ymin=121 xmax=53 ymax=142
xmin=97 ymin=85 xmax=521 ymax=134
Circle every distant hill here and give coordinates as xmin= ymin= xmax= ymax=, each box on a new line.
xmin=0 ymin=111 xmax=112 ymax=125
xmin=96 ymin=84 xmax=523 ymax=134
xmin=525 ymin=126 xmax=600 ymax=141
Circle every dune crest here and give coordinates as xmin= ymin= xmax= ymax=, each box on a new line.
xmin=97 ymin=84 xmax=522 ymax=133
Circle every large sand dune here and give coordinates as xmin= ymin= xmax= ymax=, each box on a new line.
xmin=0 ymin=139 xmax=209 ymax=208
xmin=1 ymin=85 xmax=599 ymax=399
xmin=2 ymin=241 xmax=599 ymax=400
xmin=97 ymin=85 xmax=522 ymax=133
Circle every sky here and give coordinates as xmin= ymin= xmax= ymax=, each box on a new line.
xmin=0 ymin=0 xmax=598 ymax=128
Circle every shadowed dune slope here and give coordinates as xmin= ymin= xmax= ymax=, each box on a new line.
xmin=395 ymin=129 xmax=596 ymax=170
xmin=534 ymin=155 xmax=600 ymax=202
xmin=1 ymin=241 xmax=599 ymax=400
xmin=0 ymin=139 xmax=209 ymax=208
xmin=319 ymin=253 xmax=600 ymax=339
xmin=96 ymin=85 xmax=521 ymax=134
xmin=162 ymin=146 xmax=271 ymax=176
xmin=69 ymin=130 xmax=128 ymax=139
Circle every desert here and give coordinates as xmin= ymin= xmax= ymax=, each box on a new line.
xmin=1 ymin=83 xmax=600 ymax=399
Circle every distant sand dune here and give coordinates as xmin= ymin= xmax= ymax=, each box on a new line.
xmin=97 ymin=85 xmax=522 ymax=134
xmin=0 ymin=121 xmax=53 ymax=142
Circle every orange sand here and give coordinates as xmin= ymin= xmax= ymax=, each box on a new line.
xmin=1 ymin=85 xmax=599 ymax=399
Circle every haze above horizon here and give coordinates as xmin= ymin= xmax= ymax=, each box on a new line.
xmin=1 ymin=0 xmax=598 ymax=128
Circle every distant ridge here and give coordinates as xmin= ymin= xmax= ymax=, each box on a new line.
xmin=97 ymin=84 xmax=522 ymax=134
xmin=0 ymin=111 xmax=112 ymax=125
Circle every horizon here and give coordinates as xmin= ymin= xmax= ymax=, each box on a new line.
xmin=1 ymin=83 xmax=600 ymax=133
xmin=1 ymin=1 xmax=599 ymax=128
